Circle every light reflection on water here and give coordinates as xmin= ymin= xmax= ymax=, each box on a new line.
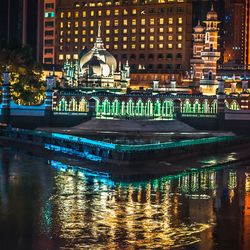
xmin=0 ymin=147 xmax=250 ymax=250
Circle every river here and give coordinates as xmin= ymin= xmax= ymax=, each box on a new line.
xmin=0 ymin=147 xmax=250 ymax=250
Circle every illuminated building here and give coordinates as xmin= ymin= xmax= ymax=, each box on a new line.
xmin=43 ymin=0 xmax=56 ymax=64
xmin=223 ymin=0 xmax=247 ymax=65
xmin=42 ymin=0 xmax=192 ymax=76
xmin=191 ymin=5 xmax=221 ymax=95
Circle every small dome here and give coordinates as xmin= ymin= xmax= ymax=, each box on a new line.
xmin=194 ymin=21 xmax=204 ymax=33
xmin=207 ymin=5 xmax=218 ymax=20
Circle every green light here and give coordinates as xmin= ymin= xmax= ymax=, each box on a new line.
xmin=45 ymin=12 xmax=55 ymax=18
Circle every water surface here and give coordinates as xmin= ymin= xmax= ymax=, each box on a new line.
xmin=0 ymin=147 xmax=250 ymax=250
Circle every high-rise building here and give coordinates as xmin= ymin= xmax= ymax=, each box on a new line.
xmin=244 ymin=0 xmax=250 ymax=67
xmin=0 ymin=0 xmax=40 ymax=60
xmin=42 ymin=0 xmax=193 ymax=74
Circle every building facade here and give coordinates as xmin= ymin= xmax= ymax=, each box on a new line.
xmin=41 ymin=0 xmax=192 ymax=74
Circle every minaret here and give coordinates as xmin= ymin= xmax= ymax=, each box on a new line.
xmin=190 ymin=20 xmax=205 ymax=80
xmin=2 ymin=66 xmax=11 ymax=124
xmin=200 ymin=4 xmax=221 ymax=95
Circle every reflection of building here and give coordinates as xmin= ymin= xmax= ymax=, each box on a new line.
xmin=43 ymin=0 xmax=192 ymax=75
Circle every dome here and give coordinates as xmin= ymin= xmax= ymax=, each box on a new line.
xmin=207 ymin=5 xmax=218 ymax=20
xmin=79 ymin=26 xmax=117 ymax=72
xmin=194 ymin=20 xmax=204 ymax=33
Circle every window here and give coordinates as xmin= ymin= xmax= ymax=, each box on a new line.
xmin=141 ymin=19 xmax=145 ymax=25
xmin=150 ymin=18 xmax=155 ymax=25
xmin=178 ymin=17 xmax=183 ymax=24
xmin=168 ymin=18 xmax=173 ymax=24
xmin=168 ymin=43 xmax=173 ymax=49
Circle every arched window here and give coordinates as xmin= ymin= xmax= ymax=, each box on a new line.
xmin=162 ymin=100 xmax=173 ymax=117
xmin=58 ymin=98 xmax=67 ymax=111
xmin=145 ymin=99 xmax=153 ymax=116
xmin=211 ymin=100 xmax=218 ymax=113
xmin=154 ymin=100 xmax=161 ymax=117
xmin=121 ymin=101 xmax=126 ymax=116
xmin=69 ymin=98 xmax=77 ymax=111
xmin=193 ymin=100 xmax=201 ymax=113
xmin=102 ymin=99 xmax=111 ymax=115
xmin=79 ymin=98 xmax=88 ymax=112
xmin=208 ymin=71 xmax=213 ymax=80
xmin=127 ymin=99 xmax=135 ymax=116
xmin=202 ymin=100 xmax=210 ymax=113
xmin=112 ymin=99 xmax=120 ymax=115
xmin=135 ymin=99 xmax=144 ymax=116
xmin=183 ymin=100 xmax=192 ymax=113
xmin=230 ymin=100 xmax=240 ymax=110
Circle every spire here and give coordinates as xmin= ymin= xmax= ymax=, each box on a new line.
xmin=211 ymin=3 xmax=214 ymax=11
xmin=198 ymin=20 xmax=200 ymax=26
xmin=98 ymin=24 xmax=101 ymax=38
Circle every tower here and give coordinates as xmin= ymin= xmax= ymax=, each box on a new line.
xmin=200 ymin=5 xmax=221 ymax=95
xmin=190 ymin=20 xmax=205 ymax=80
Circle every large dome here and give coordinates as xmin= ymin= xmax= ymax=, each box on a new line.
xmin=194 ymin=20 xmax=204 ymax=33
xmin=79 ymin=28 xmax=117 ymax=72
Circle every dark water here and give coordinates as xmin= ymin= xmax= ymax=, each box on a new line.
xmin=0 ymin=147 xmax=250 ymax=250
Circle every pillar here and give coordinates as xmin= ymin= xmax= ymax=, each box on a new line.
xmin=1 ymin=67 xmax=11 ymax=124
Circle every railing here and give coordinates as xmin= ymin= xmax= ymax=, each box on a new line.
xmin=4 ymin=128 xmax=238 ymax=153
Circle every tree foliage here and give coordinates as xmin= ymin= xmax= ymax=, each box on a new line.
xmin=0 ymin=46 xmax=45 ymax=105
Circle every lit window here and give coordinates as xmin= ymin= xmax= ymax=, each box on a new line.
xmin=159 ymin=36 xmax=164 ymax=41
xmin=90 ymin=11 xmax=94 ymax=17
xmin=59 ymin=54 xmax=64 ymax=60
xmin=123 ymin=37 xmax=128 ymax=41
xmin=132 ymin=19 xmax=136 ymax=25
xmin=168 ymin=27 xmax=173 ymax=32
xmin=178 ymin=43 xmax=182 ymax=49
xmin=90 ymin=38 xmax=94 ymax=42
xmin=159 ymin=44 xmax=164 ymax=49
xmin=141 ymin=28 xmax=145 ymax=33
xmin=168 ymin=43 xmax=173 ymax=49
xmin=74 ymin=30 xmax=78 ymax=35
xmin=114 ymin=37 xmax=118 ymax=42
xmin=75 ymin=21 xmax=78 ymax=27
xmin=73 ymin=54 xmax=78 ymax=59
xmin=123 ymin=44 xmax=127 ymax=49
xmin=66 ymin=54 xmax=70 ymax=60
xmin=106 ymin=37 xmax=110 ymax=42
xmin=168 ymin=35 xmax=173 ymax=41
xmin=132 ymin=28 xmax=136 ymax=33
xmin=90 ymin=30 xmax=94 ymax=35
xmin=75 ymin=12 xmax=79 ymax=18
xmin=149 ymin=36 xmax=154 ymax=41
xmin=67 ymin=30 xmax=70 ymax=35
xmin=82 ymin=38 xmax=86 ymax=42
xmin=159 ymin=27 xmax=164 ymax=33
xmin=159 ymin=18 xmax=164 ymax=25
xmin=114 ymin=29 xmax=119 ymax=34
xmin=60 ymin=22 xmax=63 ymax=28
xmin=131 ymin=36 xmax=136 ymax=41
xmin=114 ymin=44 xmax=118 ymax=49
xmin=124 ymin=9 xmax=128 ymax=15
xmin=106 ymin=45 xmax=110 ymax=49
xmin=114 ymin=9 xmax=119 ymax=15
xmin=67 ymin=12 xmax=71 ymax=18
xmin=74 ymin=38 xmax=78 ymax=43
xmin=140 ymin=44 xmax=145 ymax=49
xmin=132 ymin=9 xmax=137 ymax=15
xmin=106 ymin=10 xmax=110 ymax=16
xmin=60 ymin=12 xmax=64 ymax=18
xmin=82 ymin=30 xmax=86 ymax=35
xmin=82 ymin=11 xmax=86 ymax=17
xmin=149 ymin=44 xmax=154 ymax=49
xmin=178 ymin=27 xmax=183 ymax=32
xmin=67 ymin=22 xmax=71 ymax=28
xmin=131 ymin=44 xmax=136 ymax=49
xmin=98 ymin=10 xmax=102 ymax=17
xmin=123 ymin=19 xmax=128 ymax=26
xmin=106 ymin=20 xmax=110 ymax=26
xmin=82 ymin=21 xmax=86 ymax=26
xmin=114 ymin=20 xmax=119 ymax=26
xmin=141 ymin=36 xmax=145 ymax=41
xmin=106 ymin=29 xmax=110 ymax=34
xmin=168 ymin=18 xmax=173 ymax=24
xmin=150 ymin=28 xmax=155 ymax=33
xmin=178 ymin=35 xmax=182 ymax=41
xmin=178 ymin=17 xmax=183 ymax=24
xmin=150 ymin=18 xmax=155 ymax=25
xmin=123 ymin=29 xmax=127 ymax=34
xmin=90 ymin=21 xmax=94 ymax=27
